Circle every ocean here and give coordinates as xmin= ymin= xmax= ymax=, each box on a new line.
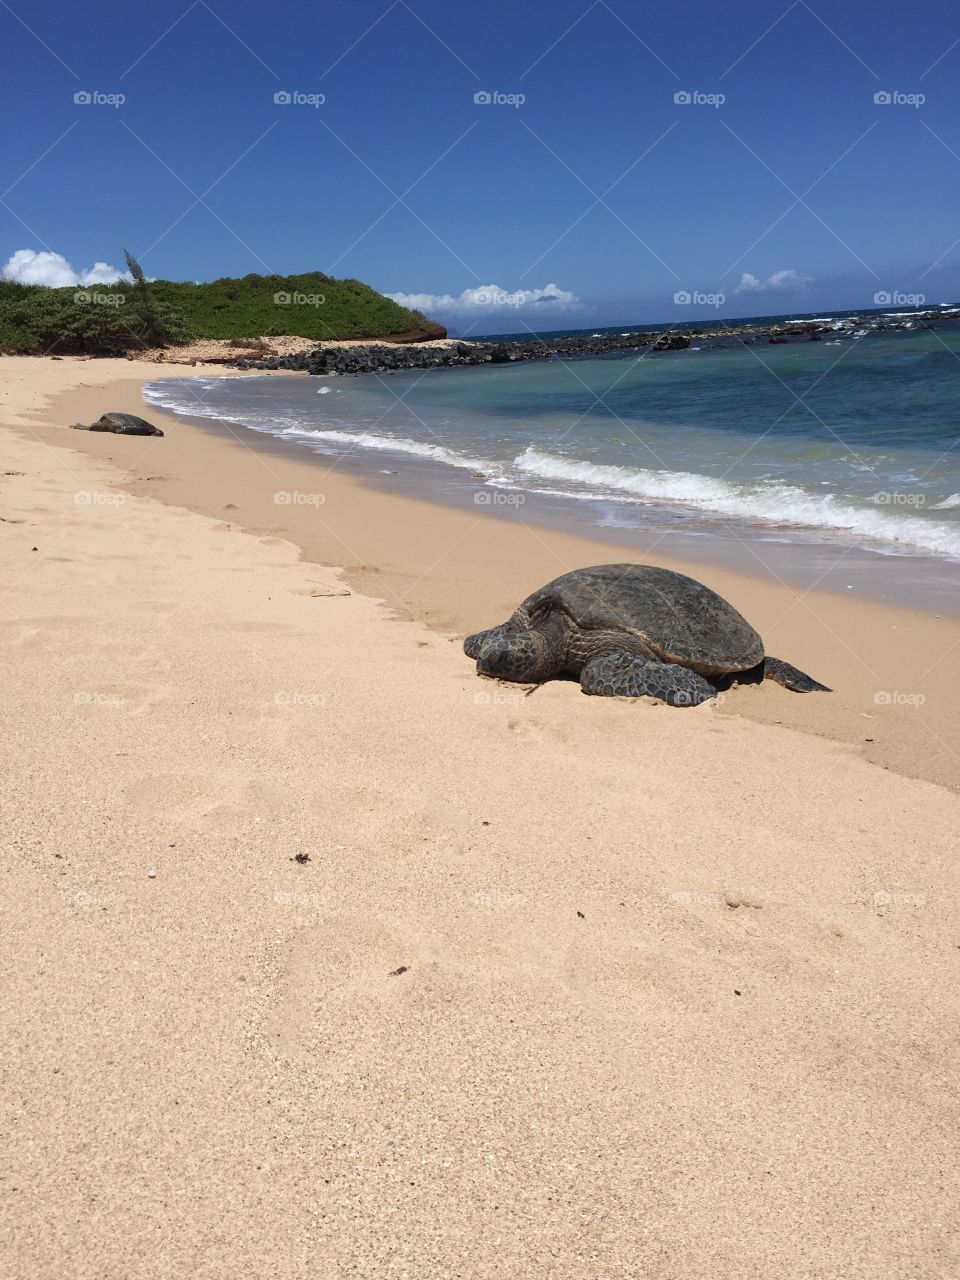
xmin=144 ymin=316 xmax=960 ymax=611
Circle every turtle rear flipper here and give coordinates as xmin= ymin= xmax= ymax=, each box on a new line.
xmin=763 ymin=656 xmax=831 ymax=693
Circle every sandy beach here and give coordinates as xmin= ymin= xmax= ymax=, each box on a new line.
xmin=2 ymin=356 xmax=959 ymax=1278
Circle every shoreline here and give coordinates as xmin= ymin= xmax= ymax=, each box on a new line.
xmin=145 ymin=370 xmax=960 ymax=619
xmin=9 ymin=355 xmax=960 ymax=792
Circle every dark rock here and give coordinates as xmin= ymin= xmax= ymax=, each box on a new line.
xmin=224 ymin=310 xmax=960 ymax=378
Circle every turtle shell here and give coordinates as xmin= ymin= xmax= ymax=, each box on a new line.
xmin=95 ymin=413 xmax=163 ymax=436
xmin=520 ymin=563 xmax=764 ymax=675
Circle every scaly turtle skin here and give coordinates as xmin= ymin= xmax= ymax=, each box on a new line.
xmin=71 ymin=413 xmax=163 ymax=437
xmin=464 ymin=563 xmax=830 ymax=706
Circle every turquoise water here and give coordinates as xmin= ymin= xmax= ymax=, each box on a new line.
xmin=146 ymin=325 xmax=960 ymax=568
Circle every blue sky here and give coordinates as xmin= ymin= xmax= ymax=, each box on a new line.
xmin=2 ymin=0 xmax=959 ymax=332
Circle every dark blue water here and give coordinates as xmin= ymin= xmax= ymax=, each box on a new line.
xmin=472 ymin=304 xmax=958 ymax=343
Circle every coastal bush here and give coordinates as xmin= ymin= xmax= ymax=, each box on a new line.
xmin=0 ymin=279 xmax=189 ymax=355
xmin=0 ymin=268 xmax=431 ymax=354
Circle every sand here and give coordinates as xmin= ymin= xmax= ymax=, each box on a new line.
xmin=138 ymin=335 xmax=464 ymax=365
xmin=1 ymin=356 xmax=959 ymax=1279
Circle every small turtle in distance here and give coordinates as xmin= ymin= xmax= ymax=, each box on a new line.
xmin=71 ymin=413 xmax=163 ymax=437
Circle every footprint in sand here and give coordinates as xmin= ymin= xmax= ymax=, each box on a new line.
xmin=318 ymin=784 xmax=448 ymax=849
xmin=506 ymin=713 xmax=575 ymax=745
xmin=126 ymin=599 xmax=182 ymax=617
xmin=0 ymin=621 xmax=40 ymax=646
xmin=261 ymin=915 xmax=435 ymax=1060
xmin=671 ymin=889 xmax=854 ymax=970
xmin=203 ymin=619 xmax=291 ymax=634
xmin=125 ymin=773 xmax=288 ymax=831
xmin=561 ymin=937 xmax=718 ymax=1019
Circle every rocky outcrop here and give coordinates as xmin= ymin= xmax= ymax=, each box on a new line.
xmin=226 ymin=310 xmax=956 ymax=376
xmin=229 ymin=330 xmax=690 ymax=375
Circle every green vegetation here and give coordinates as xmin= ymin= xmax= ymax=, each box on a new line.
xmin=0 ymin=266 xmax=433 ymax=355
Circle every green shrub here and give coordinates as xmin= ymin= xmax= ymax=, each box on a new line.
xmin=0 ymin=265 xmax=433 ymax=355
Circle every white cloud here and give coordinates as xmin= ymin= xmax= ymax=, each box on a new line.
xmin=1 ymin=249 xmax=130 ymax=288
xmin=735 ymin=268 xmax=812 ymax=294
xmin=386 ymin=281 xmax=580 ymax=315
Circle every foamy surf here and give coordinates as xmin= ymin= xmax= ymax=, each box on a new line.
xmin=512 ymin=447 xmax=960 ymax=557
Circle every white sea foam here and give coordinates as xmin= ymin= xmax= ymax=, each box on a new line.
xmin=512 ymin=447 xmax=960 ymax=557
xmin=144 ymin=382 xmax=492 ymax=471
xmin=276 ymin=425 xmax=493 ymax=474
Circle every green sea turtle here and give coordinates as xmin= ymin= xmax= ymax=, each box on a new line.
xmin=71 ymin=413 xmax=163 ymax=437
xmin=464 ymin=563 xmax=830 ymax=706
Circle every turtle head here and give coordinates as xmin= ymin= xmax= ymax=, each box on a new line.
xmin=469 ymin=622 xmax=557 ymax=683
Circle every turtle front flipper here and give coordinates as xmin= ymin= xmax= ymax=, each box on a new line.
xmin=580 ymin=650 xmax=716 ymax=706
xmin=762 ymin=656 xmax=831 ymax=693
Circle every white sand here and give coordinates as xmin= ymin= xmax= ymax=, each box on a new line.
xmin=1 ymin=358 xmax=959 ymax=1279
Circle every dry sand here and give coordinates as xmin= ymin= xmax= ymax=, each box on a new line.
xmin=138 ymin=335 xmax=463 ymax=365
xmin=1 ymin=356 xmax=959 ymax=1279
